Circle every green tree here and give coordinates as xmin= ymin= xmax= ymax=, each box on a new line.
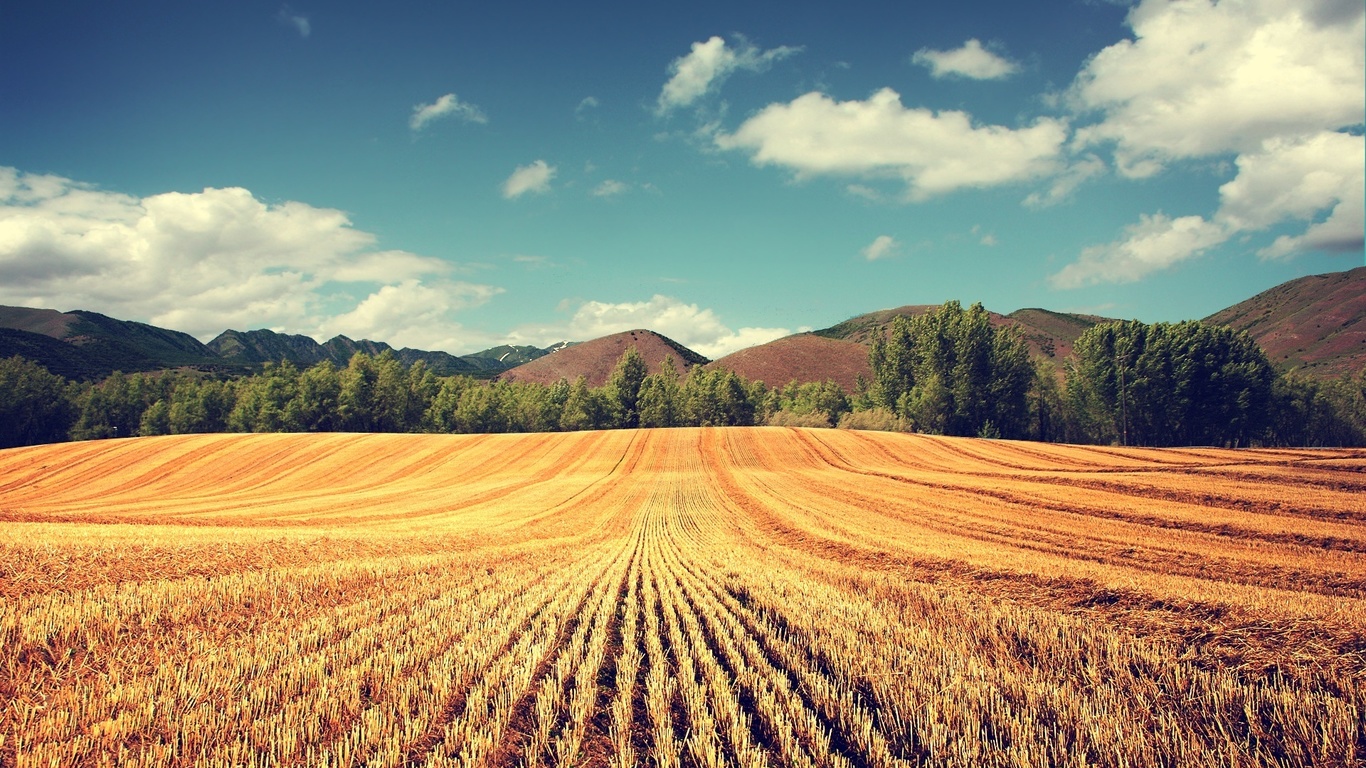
xmin=70 ymin=371 xmax=167 ymax=440
xmin=424 ymin=376 xmax=474 ymax=432
xmin=638 ymin=357 xmax=682 ymax=428
xmin=289 ymin=361 xmax=342 ymax=432
xmin=0 ymin=356 xmax=77 ymax=448
xmin=1268 ymin=369 xmax=1366 ymax=447
xmin=681 ymin=367 xmax=754 ymax=426
xmin=608 ymin=347 xmax=649 ymax=428
xmin=456 ymin=383 xmax=509 ymax=433
xmin=1067 ymin=320 xmax=1274 ymax=447
xmin=227 ymin=360 xmax=300 ymax=433
xmin=139 ymin=399 xmax=171 ymax=436
xmin=868 ymin=302 xmax=1033 ymax=438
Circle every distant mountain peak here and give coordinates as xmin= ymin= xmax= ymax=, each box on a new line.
xmin=498 ymin=329 xmax=705 ymax=387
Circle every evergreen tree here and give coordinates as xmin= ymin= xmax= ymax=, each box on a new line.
xmin=608 ymin=347 xmax=648 ymax=428
xmin=638 ymin=356 xmax=681 ymax=428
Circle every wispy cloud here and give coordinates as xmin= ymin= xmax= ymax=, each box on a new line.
xmin=276 ymin=5 xmax=310 ymax=38
xmin=576 ymin=96 xmax=600 ymax=119
xmin=592 ymin=179 xmax=629 ymax=198
xmin=912 ymin=39 xmax=1019 ymax=80
xmin=861 ymin=235 xmax=900 ymax=261
xmin=656 ymin=35 xmax=801 ymax=115
xmin=410 ymin=93 xmax=488 ymax=131
xmin=502 ymin=160 xmax=556 ymax=199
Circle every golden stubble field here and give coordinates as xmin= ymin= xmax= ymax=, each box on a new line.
xmin=1 ymin=427 xmax=1364 ymax=767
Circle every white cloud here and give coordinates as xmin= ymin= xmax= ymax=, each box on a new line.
xmin=502 ymin=160 xmax=556 ymax=199
xmin=319 ymin=279 xmax=501 ymax=351
xmin=410 ymin=93 xmax=488 ymax=131
xmin=0 ymin=167 xmax=499 ymax=351
xmin=1023 ymin=154 xmax=1107 ymax=208
xmin=329 ymin=250 xmax=451 ymax=282
xmin=1070 ymin=0 xmax=1365 ymax=175
xmin=592 ymin=179 xmax=629 ymax=198
xmin=845 ymin=184 xmax=883 ymax=202
xmin=276 ymin=6 xmax=310 ymax=38
xmin=1049 ymin=212 xmax=1228 ymax=288
xmin=1051 ymin=130 xmax=1365 ymax=286
xmin=554 ymin=294 xmax=789 ymax=359
xmin=912 ymin=39 xmax=1019 ymax=80
xmin=1049 ymin=0 xmax=1364 ymax=285
xmin=1217 ymin=130 xmax=1365 ymax=258
xmin=715 ymin=88 xmax=1067 ymax=200
xmin=657 ymin=35 xmax=801 ymax=115
xmin=861 ymin=235 xmax=899 ymax=261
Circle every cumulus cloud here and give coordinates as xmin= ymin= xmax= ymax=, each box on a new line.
xmin=1050 ymin=130 xmax=1365 ymax=286
xmin=410 ymin=93 xmax=487 ymax=131
xmin=715 ymin=88 xmax=1067 ymax=200
xmin=912 ymin=39 xmax=1020 ymax=80
xmin=319 ymin=279 xmax=501 ymax=351
xmin=861 ymin=235 xmax=899 ymax=261
xmin=276 ymin=6 xmax=310 ymax=38
xmin=1048 ymin=0 xmax=1364 ymax=285
xmin=502 ymin=160 xmax=556 ymax=199
xmin=1217 ymin=130 xmax=1365 ymax=257
xmin=1049 ymin=213 xmax=1228 ymax=288
xmin=1070 ymin=0 xmax=1364 ymax=175
xmin=657 ymin=35 xmax=801 ymax=115
xmin=558 ymin=295 xmax=789 ymax=358
xmin=0 ymin=167 xmax=498 ymax=350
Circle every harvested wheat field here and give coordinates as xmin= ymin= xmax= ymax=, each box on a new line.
xmin=2 ymin=428 xmax=1365 ymax=767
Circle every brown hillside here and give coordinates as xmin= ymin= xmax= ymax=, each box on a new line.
xmin=1205 ymin=266 xmax=1366 ymax=377
xmin=0 ymin=305 xmax=81 ymax=338
xmin=707 ymin=333 xmax=872 ymax=393
xmin=1006 ymin=308 xmax=1109 ymax=364
xmin=495 ymin=329 xmax=708 ymax=387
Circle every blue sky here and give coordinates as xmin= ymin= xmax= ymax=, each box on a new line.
xmin=1 ymin=0 xmax=1362 ymax=357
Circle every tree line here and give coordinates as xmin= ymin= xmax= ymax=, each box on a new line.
xmin=2 ymin=301 xmax=1363 ymax=449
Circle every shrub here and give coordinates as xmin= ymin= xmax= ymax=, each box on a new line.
xmin=837 ymin=408 xmax=913 ymax=433
xmin=766 ymin=410 xmax=833 ymax=428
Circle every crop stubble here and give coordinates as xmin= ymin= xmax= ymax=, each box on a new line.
xmin=1 ymin=428 xmax=1363 ymax=766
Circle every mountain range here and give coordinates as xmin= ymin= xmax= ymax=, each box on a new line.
xmin=1 ymin=266 xmax=1361 ymax=387
xmin=0 ymin=308 xmax=566 ymax=381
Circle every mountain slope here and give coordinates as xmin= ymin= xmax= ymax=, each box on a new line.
xmin=708 ymin=334 xmax=872 ymax=393
xmin=0 ymin=306 xmax=230 ymax=378
xmin=497 ymin=330 xmax=707 ymax=387
xmin=207 ymin=329 xmax=334 ymax=366
xmin=1204 ymin=266 xmax=1366 ymax=376
xmin=463 ymin=344 xmax=555 ymax=369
